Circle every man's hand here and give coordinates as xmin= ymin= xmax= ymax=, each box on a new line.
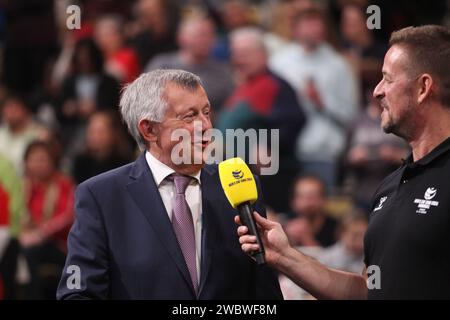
xmin=235 ymin=212 xmax=291 ymax=266
xmin=19 ymin=230 xmax=44 ymax=248
xmin=304 ymin=78 xmax=324 ymax=111
xmin=236 ymin=212 xmax=368 ymax=300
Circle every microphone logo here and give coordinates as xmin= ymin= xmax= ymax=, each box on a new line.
xmin=232 ymin=170 xmax=244 ymax=180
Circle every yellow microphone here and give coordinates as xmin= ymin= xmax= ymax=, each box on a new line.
xmin=218 ymin=157 xmax=265 ymax=265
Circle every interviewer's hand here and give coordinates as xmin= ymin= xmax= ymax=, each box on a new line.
xmin=235 ymin=212 xmax=291 ymax=266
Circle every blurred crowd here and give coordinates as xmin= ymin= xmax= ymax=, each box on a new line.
xmin=0 ymin=0 xmax=448 ymax=299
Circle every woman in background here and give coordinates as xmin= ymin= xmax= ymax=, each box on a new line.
xmin=72 ymin=110 xmax=135 ymax=184
xmin=20 ymin=141 xmax=74 ymax=299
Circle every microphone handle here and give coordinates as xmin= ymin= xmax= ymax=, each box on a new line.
xmin=237 ymin=203 xmax=266 ymax=265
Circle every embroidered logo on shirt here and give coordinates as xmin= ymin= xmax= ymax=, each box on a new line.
xmin=374 ymin=196 xmax=387 ymax=212
xmin=424 ymin=187 xmax=437 ymax=200
xmin=414 ymin=187 xmax=439 ymax=214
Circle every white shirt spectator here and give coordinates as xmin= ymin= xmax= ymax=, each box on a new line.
xmin=269 ymin=43 xmax=359 ymax=162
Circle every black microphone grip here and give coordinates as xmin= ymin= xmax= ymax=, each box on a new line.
xmin=237 ymin=203 xmax=266 ymax=265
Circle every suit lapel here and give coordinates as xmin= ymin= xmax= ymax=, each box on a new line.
xmin=126 ymin=154 xmax=195 ymax=296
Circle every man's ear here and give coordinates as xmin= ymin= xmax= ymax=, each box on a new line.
xmin=417 ymin=73 xmax=434 ymax=104
xmin=138 ymin=119 xmax=159 ymax=144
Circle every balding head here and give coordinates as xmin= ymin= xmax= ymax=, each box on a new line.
xmin=177 ymin=15 xmax=216 ymax=62
xmin=230 ymin=27 xmax=268 ymax=80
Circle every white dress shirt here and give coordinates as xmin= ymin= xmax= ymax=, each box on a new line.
xmin=145 ymin=151 xmax=202 ymax=283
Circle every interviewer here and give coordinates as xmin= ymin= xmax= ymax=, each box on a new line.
xmin=238 ymin=25 xmax=450 ymax=300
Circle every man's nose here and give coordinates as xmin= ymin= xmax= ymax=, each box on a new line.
xmin=199 ymin=113 xmax=212 ymax=130
xmin=373 ymin=80 xmax=384 ymax=99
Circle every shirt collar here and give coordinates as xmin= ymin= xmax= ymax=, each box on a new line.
xmin=403 ymin=136 xmax=450 ymax=168
xmin=145 ymin=151 xmax=201 ymax=186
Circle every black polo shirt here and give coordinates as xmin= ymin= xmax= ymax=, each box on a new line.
xmin=364 ymin=136 xmax=450 ymax=299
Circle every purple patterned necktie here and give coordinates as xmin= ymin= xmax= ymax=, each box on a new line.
xmin=170 ymin=173 xmax=198 ymax=294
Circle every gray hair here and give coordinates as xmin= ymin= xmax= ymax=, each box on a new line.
xmin=119 ymin=69 xmax=202 ymax=150
xmin=230 ymin=27 xmax=267 ymax=52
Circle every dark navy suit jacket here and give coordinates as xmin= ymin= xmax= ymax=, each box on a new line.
xmin=57 ymin=154 xmax=283 ymax=299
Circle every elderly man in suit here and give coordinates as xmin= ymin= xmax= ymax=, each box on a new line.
xmin=57 ymin=69 xmax=282 ymax=299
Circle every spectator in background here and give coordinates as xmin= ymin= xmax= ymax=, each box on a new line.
xmin=269 ymin=6 xmax=359 ymax=188
xmin=346 ymin=92 xmax=409 ymax=211
xmin=321 ymin=213 xmax=368 ymax=273
xmin=217 ymin=27 xmax=305 ymax=213
xmin=0 ymin=96 xmax=45 ymax=175
xmin=0 ymin=155 xmax=25 ymax=299
xmin=130 ymin=0 xmax=180 ymax=67
xmin=211 ymin=0 xmax=254 ymax=61
xmin=260 ymin=0 xmax=310 ymax=57
xmin=29 ymin=58 xmax=61 ymax=132
xmin=0 ymin=154 xmax=25 ymax=237
xmin=146 ymin=14 xmax=234 ymax=114
xmin=20 ymin=141 xmax=74 ymax=299
xmin=58 ymin=38 xmax=120 ymax=159
xmin=285 ymin=175 xmax=338 ymax=248
xmin=94 ymin=14 xmax=141 ymax=84
xmin=339 ymin=3 xmax=387 ymax=102
xmin=59 ymin=38 xmax=120 ymax=121
xmin=72 ymin=110 xmax=135 ymax=184
xmin=220 ymin=0 xmax=253 ymax=31
xmin=280 ymin=213 xmax=368 ymax=299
